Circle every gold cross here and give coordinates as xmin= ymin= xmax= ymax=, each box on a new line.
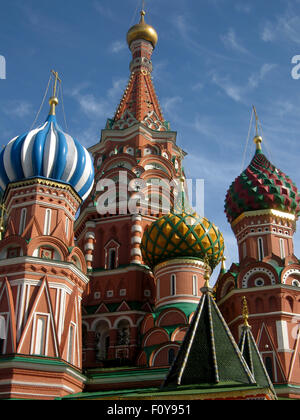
xmin=51 ymin=70 xmax=61 ymax=98
xmin=253 ymin=105 xmax=259 ymax=136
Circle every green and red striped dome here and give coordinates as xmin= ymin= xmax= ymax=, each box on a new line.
xmin=225 ymin=149 xmax=300 ymax=224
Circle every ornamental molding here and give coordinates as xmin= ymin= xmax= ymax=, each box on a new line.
xmin=154 ymin=258 xmax=207 ymax=274
xmin=232 ymin=209 xmax=296 ymax=228
xmin=242 ymin=267 xmax=276 ymax=288
xmin=282 ymin=268 xmax=300 ymax=284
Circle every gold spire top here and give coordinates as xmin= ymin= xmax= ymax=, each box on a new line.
xmin=252 ymin=106 xmax=263 ymax=152
xmin=242 ymin=296 xmax=250 ymax=327
xmin=127 ymin=8 xmax=158 ymax=48
xmin=49 ymin=70 xmax=61 ymax=116
xmin=203 ymin=255 xmax=212 ymax=288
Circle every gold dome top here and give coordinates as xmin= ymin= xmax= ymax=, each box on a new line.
xmin=127 ymin=10 xmax=158 ymax=48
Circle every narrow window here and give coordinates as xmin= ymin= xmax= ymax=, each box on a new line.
xmin=265 ymin=357 xmax=274 ymax=382
xmin=44 ymin=209 xmax=52 ymax=236
xmin=279 ymin=238 xmax=285 ymax=259
xmin=168 ymin=348 xmax=175 ymax=365
xmin=67 ymin=324 xmax=75 ymax=364
xmin=193 ymin=275 xmax=198 ymax=296
xmin=19 ymin=208 xmax=27 ymax=235
xmin=171 ymin=274 xmax=176 ymax=296
xmin=258 ymin=237 xmax=264 ymax=261
xmin=243 ymin=242 xmax=247 ymax=259
xmin=108 ymin=248 xmax=116 ymax=269
xmin=35 ymin=317 xmax=46 ymax=355
xmin=65 ymin=217 xmax=69 ymax=238
xmin=0 ymin=315 xmax=6 ymax=354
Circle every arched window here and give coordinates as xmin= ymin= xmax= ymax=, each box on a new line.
xmin=19 ymin=208 xmax=27 ymax=235
xmin=44 ymin=209 xmax=52 ymax=236
xmin=117 ymin=320 xmax=130 ymax=346
xmin=67 ymin=324 xmax=75 ymax=365
xmin=168 ymin=348 xmax=176 ymax=365
xmin=243 ymin=242 xmax=247 ymax=259
xmin=171 ymin=274 xmax=176 ymax=296
xmin=108 ymin=248 xmax=116 ymax=270
xmin=0 ymin=315 xmax=6 ymax=354
xmin=279 ymin=238 xmax=285 ymax=259
xmin=258 ymin=237 xmax=264 ymax=261
xmin=192 ymin=275 xmax=198 ymax=296
xmin=65 ymin=217 xmax=70 ymax=238
xmin=264 ymin=357 xmax=274 ymax=382
xmin=95 ymin=321 xmax=110 ymax=361
xmin=34 ymin=317 xmax=47 ymax=356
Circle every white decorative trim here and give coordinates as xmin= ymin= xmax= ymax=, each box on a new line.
xmin=131 ymin=248 xmax=142 ymax=256
xmin=242 ymin=267 xmax=276 ymax=288
xmin=131 ymin=236 xmax=141 ymax=244
xmin=282 ymin=268 xmax=300 ymax=284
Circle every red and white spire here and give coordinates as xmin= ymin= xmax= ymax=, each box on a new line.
xmin=111 ymin=10 xmax=169 ymax=132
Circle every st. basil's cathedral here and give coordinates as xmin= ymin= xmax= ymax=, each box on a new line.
xmin=0 ymin=10 xmax=299 ymax=401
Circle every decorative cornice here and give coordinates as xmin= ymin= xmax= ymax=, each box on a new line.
xmin=4 ymin=177 xmax=82 ymax=205
xmin=154 ymin=257 xmax=207 ymax=273
xmin=231 ymin=209 xmax=296 ymax=228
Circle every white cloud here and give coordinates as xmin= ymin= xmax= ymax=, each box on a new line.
xmin=235 ymin=3 xmax=252 ymax=14
xmin=261 ymin=9 xmax=300 ymax=45
xmin=161 ymin=96 xmax=182 ymax=116
xmin=221 ymin=28 xmax=249 ymax=54
xmin=110 ymin=40 xmax=127 ymax=54
xmin=211 ymin=63 xmax=276 ymax=103
xmin=107 ymin=78 xmax=127 ymax=101
xmin=3 ymin=100 xmax=33 ymax=118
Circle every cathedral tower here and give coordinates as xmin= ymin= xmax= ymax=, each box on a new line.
xmin=215 ymin=112 xmax=300 ymax=399
xmin=0 ymin=73 xmax=94 ymax=399
xmin=75 ymin=11 xmax=187 ymax=368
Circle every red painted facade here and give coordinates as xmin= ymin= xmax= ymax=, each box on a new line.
xmin=0 ymin=11 xmax=298 ymax=401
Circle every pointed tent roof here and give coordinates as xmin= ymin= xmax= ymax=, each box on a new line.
xmin=162 ymin=286 xmax=256 ymax=389
xmin=239 ymin=325 xmax=276 ymax=395
xmin=238 ymin=297 xmax=277 ymax=398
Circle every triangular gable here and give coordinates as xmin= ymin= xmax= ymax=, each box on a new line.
xmin=117 ymin=301 xmax=131 ymax=312
xmin=141 ymin=302 xmax=153 ymax=313
xmin=21 ymin=215 xmax=43 ymax=239
xmin=239 ymin=325 xmax=276 ymax=397
xmin=95 ymin=303 xmax=109 ymax=314
xmin=0 ymin=279 xmax=17 ymax=353
xmin=17 ymin=276 xmax=60 ymax=358
xmin=257 ymin=323 xmax=287 ymax=383
xmin=50 ymin=219 xmax=68 ymax=245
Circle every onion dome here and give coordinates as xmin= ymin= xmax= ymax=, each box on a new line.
xmin=225 ymin=137 xmax=300 ymax=224
xmin=127 ymin=10 xmax=158 ymax=48
xmin=141 ymin=212 xmax=225 ymax=270
xmin=0 ymin=95 xmax=94 ymax=202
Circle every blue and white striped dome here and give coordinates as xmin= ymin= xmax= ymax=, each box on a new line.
xmin=0 ymin=114 xmax=94 ymax=201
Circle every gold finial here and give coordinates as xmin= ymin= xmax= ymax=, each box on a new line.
xmin=203 ymin=255 xmax=211 ymax=288
xmin=242 ymin=296 xmax=250 ymax=327
xmin=221 ymin=255 xmax=227 ymax=270
xmin=252 ymin=105 xmax=262 ymax=151
xmin=0 ymin=202 xmax=6 ymax=241
xmin=49 ymin=70 xmax=61 ymax=116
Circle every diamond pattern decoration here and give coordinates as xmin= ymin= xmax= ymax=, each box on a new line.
xmin=141 ymin=212 xmax=225 ymax=269
xmin=225 ymin=150 xmax=300 ymax=223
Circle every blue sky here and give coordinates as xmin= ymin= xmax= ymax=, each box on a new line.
xmin=1 ymin=0 xmax=300 ymax=282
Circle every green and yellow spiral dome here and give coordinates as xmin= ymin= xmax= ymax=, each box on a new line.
xmin=141 ymin=212 xmax=225 ymax=270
